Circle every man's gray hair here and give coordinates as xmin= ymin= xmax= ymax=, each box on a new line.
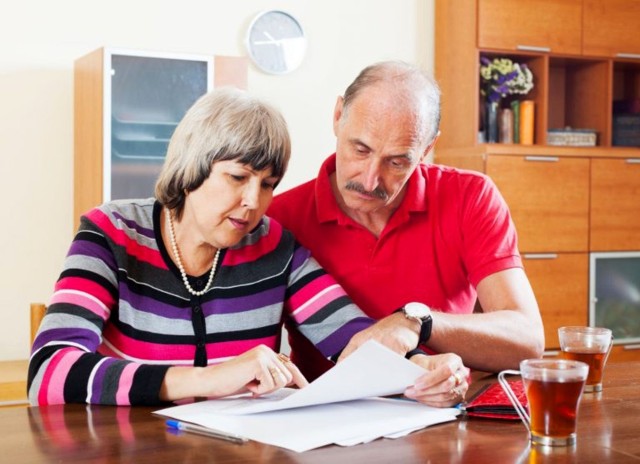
xmin=341 ymin=61 xmax=441 ymax=145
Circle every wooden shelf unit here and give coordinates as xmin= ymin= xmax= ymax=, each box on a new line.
xmin=434 ymin=0 xmax=640 ymax=360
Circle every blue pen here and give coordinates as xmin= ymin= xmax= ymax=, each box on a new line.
xmin=166 ymin=419 xmax=248 ymax=444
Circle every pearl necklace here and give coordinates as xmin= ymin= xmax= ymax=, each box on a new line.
xmin=166 ymin=208 xmax=221 ymax=297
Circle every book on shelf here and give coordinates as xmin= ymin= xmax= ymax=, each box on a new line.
xmin=510 ymin=100 xmax=520 ymax=144
xmin=519 ymin=100 xmax=535 ymax=145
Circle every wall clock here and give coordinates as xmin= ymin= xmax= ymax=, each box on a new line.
xmin=246 ymin=10 xmax=307 ymax=75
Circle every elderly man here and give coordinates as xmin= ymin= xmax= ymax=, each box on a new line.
xmin=268 ymin=61 xmax=544 ymax=385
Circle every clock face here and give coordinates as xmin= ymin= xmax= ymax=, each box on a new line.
xmin=246 ymin=10 xmax=306 ymax=75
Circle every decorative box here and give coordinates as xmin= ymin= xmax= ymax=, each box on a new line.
xmin=547 ymin=128 xmax=597 ymax=147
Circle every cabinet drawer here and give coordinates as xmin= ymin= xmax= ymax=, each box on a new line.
xmin=583 ymin=0 xmax=640 ymax=57
xmin=591 ymin=158 xmax=640 ymax=250
xmin=523 ymin=253 xmax=588 ymax=349
xmin=477 ymin=0 xmax=582 ymax=54
xmin=487 ymin=155 xmax=590 ymax=253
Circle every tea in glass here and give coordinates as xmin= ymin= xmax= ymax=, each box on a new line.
xmin=499 ymin=359 xmax=588 ymax=446
xmin=558 ymin=326 xmax=612 ymax=392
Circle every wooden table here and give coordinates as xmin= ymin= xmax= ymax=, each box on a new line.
xmin=1 ymin=362 xmax=639 ymax=463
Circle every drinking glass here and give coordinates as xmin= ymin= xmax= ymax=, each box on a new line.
xmin=558 ymin=326 xmax=612 ymax=393
xmin=499 ymin=359 xmax=589 ymax=446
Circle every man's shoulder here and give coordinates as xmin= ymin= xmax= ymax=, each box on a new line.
xmin=270 ymin=177 xmax=317 ymax=213
xmin=425 ymin=163 xmax=495 ymax=191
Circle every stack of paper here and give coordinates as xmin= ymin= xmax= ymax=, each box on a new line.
xmin=155 ymin=341 xmax=460 ymax=452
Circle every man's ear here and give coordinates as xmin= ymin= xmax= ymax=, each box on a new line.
xmin=333 ymin=96 xmax=345 ymax=136
xmin=420 ymin=131 xmax=441 ymax=162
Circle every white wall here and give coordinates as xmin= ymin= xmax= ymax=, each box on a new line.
xmin=0 ymin=0 xmax=434 ymax=360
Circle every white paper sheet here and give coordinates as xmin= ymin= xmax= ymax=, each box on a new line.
xmin=221 ymin=339 xmax=429 ymax=414
xmin=154 ymin=340 xmax=460 ymax=452
xmin=156 ymin=396 xmax=459 ymax=452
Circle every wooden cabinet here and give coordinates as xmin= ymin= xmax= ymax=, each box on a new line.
xmin=523 ymin=253 xmax=589 ymax=348
xmin=74 ymin=47 xmax=248 ymax=230
xmin=591 ymin=157 xmax=640 ymax=250
xmin=478 ymin=0 xmax=583 ymax=54
xmin=583 ymin=0 xmax=640 ymax=57
xmin=486 ymin=155 xmax=589 ymax=252
xmin=435 ymin=0 xmax=640 ymax=360
xmin=435 ymin=145 xmax=640 ymax=362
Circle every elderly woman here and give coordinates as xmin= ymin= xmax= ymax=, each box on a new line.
xmin=28 ymin=88 xmax=468 ymax=406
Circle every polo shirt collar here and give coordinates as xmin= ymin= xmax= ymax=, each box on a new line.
xmin=314 ymin=153 xmax=428 ymax=226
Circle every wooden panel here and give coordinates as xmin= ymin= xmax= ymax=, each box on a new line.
xmin=486 ymin=155 xmax=590 ymax=252
xmin=584 ymin=0 xmax=640 ymax=57
xmin=523 ymin=253 xmax=588 ymax=349
xmin=477 ymin=0 xmax=582 ymax=54
xmin=0 ymin=360 xmax=28 ymax=406
xmin=591 ymin=157 xmax=640 ymax=250
xmin=609 ymin=344 xmax=640 ymax=363
xmin=74 ymin=47 xmax=104 ymax=232
xmin=435 ymin=0 xmax=478 ymax=149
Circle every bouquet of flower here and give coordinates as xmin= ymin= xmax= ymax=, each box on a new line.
xmin=480 ymin=57 xmax=534 ymax=103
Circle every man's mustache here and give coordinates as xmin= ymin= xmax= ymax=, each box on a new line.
xmin=345 ymin=181 xmax=388 ymax=200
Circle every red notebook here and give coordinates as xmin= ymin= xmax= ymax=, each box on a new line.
xmin=461 ymin=380 xmax=528 ymax=420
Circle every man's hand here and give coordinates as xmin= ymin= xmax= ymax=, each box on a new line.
xmin=404 ymin=353 xmax=469 ymax=407
xmin=337 ymin=312 xmax=420 ymax=362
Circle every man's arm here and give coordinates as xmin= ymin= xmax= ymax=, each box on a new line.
xmin=427 ymin=267 xmax=545 ymax=372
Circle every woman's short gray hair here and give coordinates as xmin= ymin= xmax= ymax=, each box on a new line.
xmin=155 ymin=87 xmax=291 ymax=219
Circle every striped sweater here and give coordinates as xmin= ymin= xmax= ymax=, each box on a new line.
xmin=28 ymin=199 xmax=373 ymax=406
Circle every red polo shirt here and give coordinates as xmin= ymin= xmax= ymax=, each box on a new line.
xmin=268 ymin=154 xmax=522 ymax=380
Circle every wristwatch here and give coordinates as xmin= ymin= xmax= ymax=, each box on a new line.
xmin=398 ymin=302 xmax=433 ymax=345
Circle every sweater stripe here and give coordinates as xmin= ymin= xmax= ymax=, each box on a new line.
xmin=28 ymin=199 xmax=374 ymax=405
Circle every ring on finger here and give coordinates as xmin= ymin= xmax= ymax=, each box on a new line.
xmin=453 ymin=372 xmax=464 ymax=387
xmin=277 ymin=353 xmax=291 ymax=363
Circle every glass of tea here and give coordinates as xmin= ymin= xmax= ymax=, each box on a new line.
xmin=499 ymin=359 xmax=589 ymax=446
xmin=558 ymin=326 xmax=613 ymax=393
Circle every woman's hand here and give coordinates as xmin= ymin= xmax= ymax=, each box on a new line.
xmin=403 ymin=353 xmax=470 ymax=407
xmin=160 ymin=345 xmax=308 ymax=401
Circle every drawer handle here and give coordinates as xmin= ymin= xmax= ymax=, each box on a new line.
xmin=517 ymin=45 xmax=551 ymax=53
xmin=626 ymin=158 xmax=640 ymax=164
xmin=524 ymin=156 xmax=559 ymax=162
xmin=523 ymin=253 xmax=558 ymax=260
xmin=624 ymin=344 xmax=640 ymax=351
xmin=616 ymin=53 xmax=640 ymax=60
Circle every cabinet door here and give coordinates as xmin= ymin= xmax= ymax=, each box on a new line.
xmin=477 ymin=0 xmax=582 ymax=54
xmin=486 ymin=155 xmax=590 ymax=253
xmin=109 ymin=53 xmax=210 ymax=201
xmin=523 ymin=253 xmax=588 ymax=349
xmin=591 ymin=158 xmax=640 ymax=250
xmin=584 ymin=0 xmax=640 ymax=57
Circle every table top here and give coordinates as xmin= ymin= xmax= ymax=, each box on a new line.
xmin=1 ymin=362 xmax=639 ymax=463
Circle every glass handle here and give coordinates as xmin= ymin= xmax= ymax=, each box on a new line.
xmin=498 ymin=370 xmax=530 ymax=432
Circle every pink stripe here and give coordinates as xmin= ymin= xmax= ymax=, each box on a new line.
xmin=292 ymin=285 xmax=348 ymax=323
xmin=88 ymin=209 xmax=167 ymax=269
xmin=39 ymin=348 xmax=84 ymax=405
xmin=115 ymin=363 xmax=138 ymax=405
xmin=55 ymin=276 xmax=115 ymax=308
xmin=288 ymin=273 xmax=338 ymax=311
xmin=50 ymin=291 xmax=109 ymax=320
xmin=104 ymin=324 xmax=277 ymax=361
xmin=224 ymin=220 xmax=282 ymax=266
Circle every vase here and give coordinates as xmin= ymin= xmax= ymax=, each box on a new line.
xmin=485 ymin=101 xmax=499 ymax=143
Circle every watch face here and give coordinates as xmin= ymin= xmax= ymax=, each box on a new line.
xmin=246 ymin=10 xmax=306 ymax=75
xmin=405 ymin=302 xmax=431 ymax=320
